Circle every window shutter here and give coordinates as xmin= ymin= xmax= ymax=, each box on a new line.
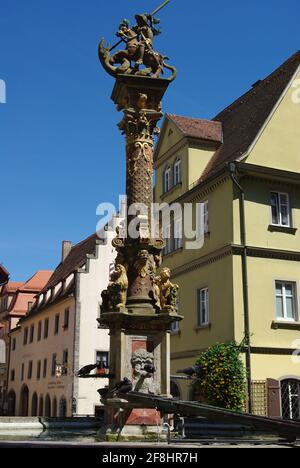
xmin=267 ymin=379 xmax=281 ymax=418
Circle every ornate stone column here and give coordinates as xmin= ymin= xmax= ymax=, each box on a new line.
xmin=97 ymin=9 xmax=182 ymax=441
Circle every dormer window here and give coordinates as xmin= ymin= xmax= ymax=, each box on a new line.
xmin=174 ymin=158 xmax=182 ymax=186
xmin=164 ymin=166 xmax=171 ymax=193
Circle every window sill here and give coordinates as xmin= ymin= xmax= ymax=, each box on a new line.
xmin=194 ymin=323 xmax=211 ymax=332
xmin=268 ymin=225 xmax=297 ymax=235
xmin=171 ymin=329 xmax=181 ymax=336
xmin=161 ymin=183 xmax=182 ymax=199
xmin=271 ymin=321 xmax=300 ymax=330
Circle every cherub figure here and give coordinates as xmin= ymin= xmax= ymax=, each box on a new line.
xmin=157 ymin=267 xmax=179 ymax=310
xmin=101 ymin=264 xmax=128 ymax=312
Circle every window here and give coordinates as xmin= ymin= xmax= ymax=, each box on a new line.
xmin=164 ymin=167 xmax=171 ymax=193
xmin=197 ymin=288 xmax=209 ymax=327
xmin=29 ymin=325 xmax=34 ymax=343
xmin=174 ymin=217 xmax=183 ymax=250
xmin=21 ymin=363 xmax=24 ymax=381
xmin=62 ymin=350 xmax=68 ymax=376
xmin=63 ymin=308 xmax=70 ymax=330
xmin=37 ymin=321 xmax=42 ymax=341
xmin=197 ymin=200 xmax=209 ymax=237
xmin=12 ymin=338 xmax=16 ymax=351
xmin=28 ymin=361 xmax=33 ymax=380
xmin=96 ymin=351 xmax=109 ymax=368
xmin=275 ymin=281 xmax=297 ymax=322
xmin=37 ymin=361 xmax=41 ymax=380
xmin=163 ymin=224 xmax=172 ymax=255
xmin=271 ymin=192 xmax=291 ymax=227
xmin=44 ymin=318 xmax=49 ymax=339
xmin=54 ymin=314 xmax=60 ymax=335
xmin=23 ymin=328 xmax=28 ymax=346
xmin=51 ymin=354 xmax=57 ymax=377
xmin=281 ymin=379 xmax=300 ymax=420
xmin=10 ymin=370 xmax=15 ymax=382
xmin=43 ymin=359 xmax=47 ymax=378
xmin=174 ymin=159 xmax=182 ymax=186
xmin=171 ymin=320 xmax=180 ymax=332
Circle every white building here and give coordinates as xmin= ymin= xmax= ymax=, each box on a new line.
xmin=8 ymin=223 xmax=119 ymax=417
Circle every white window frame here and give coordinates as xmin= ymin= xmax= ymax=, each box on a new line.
xmin=197 ymin=201 xmax=209 ymax=238
xmin=164 ymin=167 xmax=171 ymax=193
xmin=96 ymin=351 xmax=109 ymax=367
xmin=271 ymin=192 xmax=291 ymax=227
xmin=174 ymin=217 xmax=183 ymax=251
xmin=197 ymin=287 xmax=209 ymax=327
xmin=174 ymin=159 xmax=182 ymax=186
xmin=275 ymin=281 xmax=298 ymax=322
xmin=163 ymin=224 xmax=172 ymax=255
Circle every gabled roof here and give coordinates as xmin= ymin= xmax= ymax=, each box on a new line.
xmin=22 ymin=271 xmax=53 ymax=292
xmin=8 ymin=293 xmax=37 ymax=317
xmin=158 ymin=51 xmax=300 ymax=184
xmin=41 ymin=233 xmax=99 ymax=292
xmin=201 ymin=50 xmax=300 ymax=180
xmin=167 ymin=114 xmax=223 ymax=144
xmin=4 ymin=282 xmax=23 ymax=294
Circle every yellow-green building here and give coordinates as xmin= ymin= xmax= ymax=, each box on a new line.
xmin=154 ymin=51 xmax=300 ymax=419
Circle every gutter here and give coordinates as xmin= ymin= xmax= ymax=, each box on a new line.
xmin=228 ymin=162 xmax=253 ymax=414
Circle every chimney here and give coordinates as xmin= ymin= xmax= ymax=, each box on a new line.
xmin=61 ymin=241 xmax=72 ymax=262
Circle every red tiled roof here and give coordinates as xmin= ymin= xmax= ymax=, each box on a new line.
xmin=22 ymin=271 xmax=53 ymax=292
xmin=8 ymin=292 xmax=37 ymax=317
xmin=167 ymin=114 xmax=223 ymax=144
xmin=201 ymin=50 xmax=300 ymax=180
xmin=5 ymin=282 xmax=23 ymax=293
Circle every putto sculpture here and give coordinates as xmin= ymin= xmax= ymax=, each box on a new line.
xmin=101 ymin=264 xmax=128 ymax=312
xmin=98 ymin=0 xmax=176 ymax=80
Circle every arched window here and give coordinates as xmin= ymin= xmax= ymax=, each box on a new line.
xmin=39 ymin=395 xmax=44 ymax=416
xmin=164 ymin=166 xmax=171 ymax=193
xmin=7 ymin=390 xmax=16 ymax=416
xmin=174 ymin=158 xmax=182 ymax=186
xmin=20 ymin=385 xmax=29 ymax=416
xmin=45 ymin=394 xmax=51 ymax=417
xmin=52 ymin=397 xmax=57 ymax=417
xmin=281 ymin=379 xmax=300 ymax=420
xmin=59 ymin=396 xmax=67 ymax=417
xmin=0 ymin=339 xmax=5 ymax=364
xmin=31 ymin=393 xmax=38 ymax=416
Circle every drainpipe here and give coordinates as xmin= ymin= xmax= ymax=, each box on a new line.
xmin=228 ymin=162 xmax=252 ymax=414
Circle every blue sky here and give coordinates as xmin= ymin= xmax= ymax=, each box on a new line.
xmin=1 ymin=0 xmax=299 ymax=280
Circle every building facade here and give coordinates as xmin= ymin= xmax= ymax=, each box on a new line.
xmin=0 ymin=270 xmax=52 ymax=414
xmin=7 ymin=222 xmax=119 ymax=417
xmin=154 ymin=51 xmax=300 ymax=419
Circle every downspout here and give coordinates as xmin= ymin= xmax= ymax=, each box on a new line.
xmin=228 ymin=162 xmax=252 ymax=413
